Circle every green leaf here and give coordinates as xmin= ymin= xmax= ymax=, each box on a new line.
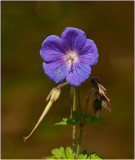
xmin=84 ymin=115 xmax=105 ymax=126
xmin=59 ymin=147 xmax=67 ymax=159
xmin=43 ymin=156 xmax=55 ymax=159
xmin=81 ymin=150 xmax=89 ymax=155
xmin=45 ymin=147 xmax=103 ymax=159
xmin=55 ymin=111 xmax=81 ymax=126
xmin=90 ymin=152 xmax=103 ymax=159
xmin=55 ymin=112 xmax=106 ymax=127
xmin=78 ymin=153 xmax=88 ymax=159
xmin=51 ymin=148 xmax=62 ymax=159
xmin=65 ymin=147 xmax=75 ymax=159
xmin=55 ymin=118 xmax=75 ymax=126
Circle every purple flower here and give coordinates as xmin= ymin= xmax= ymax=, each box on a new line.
xmin=40 ymin=27 xmax=98 ymax=86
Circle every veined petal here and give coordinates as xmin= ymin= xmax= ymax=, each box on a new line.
xmin=66 ymin=62 xmax=91 ymax=86
xmin=43 ymin=61 xmax=68 ymax=83
xmin=79 ymin=39 xmax=98 ymax=66
xmin=61 ymin=27 xmax=87 ymax=51
xmin=40 ymin=35 xmax=65 ymax=63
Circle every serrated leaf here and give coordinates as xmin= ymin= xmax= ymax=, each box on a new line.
xmin=78 ymin=153 xmax=88 ymax=159
xmin=90 ymin=152 xmax=103 ymax=159
xmin=59 ymin=147 xmax=67 ymax=159
xmin=51 ymin=148 xmax=62 ymax=159
xmin=65 ymin=147 xmax=75 ymax=159
xmin=45 ymin=147 xmax=103 ymax=160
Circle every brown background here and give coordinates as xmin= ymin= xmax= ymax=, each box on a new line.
xmin=2 ymin=1 xmax=134 ymax=159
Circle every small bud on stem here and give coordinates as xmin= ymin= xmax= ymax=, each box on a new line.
xmin=46 ymin=88 xmax=61 ymax=102
xmin=92 ymin=99 xmax=102 ymax=118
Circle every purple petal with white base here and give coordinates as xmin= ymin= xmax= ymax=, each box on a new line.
xmin=61 ymin=27 xmax=87 ymax=51
xmin=66 ymin=62 xmax=91 ymax=86
xmin=40 ymin=27 xmax=99 ymax=86
xmin=79 ymin=39 xmax=98 ymax=66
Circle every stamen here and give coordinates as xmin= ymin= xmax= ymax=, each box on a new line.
xmin=64 ymin=51 xmax=78 ymax=67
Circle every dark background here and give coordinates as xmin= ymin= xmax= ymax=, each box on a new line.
xmin=2 ymin=1 xmax=134 ymax=159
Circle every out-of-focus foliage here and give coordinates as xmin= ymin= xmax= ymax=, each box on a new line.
xmin=2 ymin=1 xmax=134 ymax=159
xmin=55 ymin=111 xmax=105 ymax=126
xmin=45 ymin=147 xmax=102 ymax=159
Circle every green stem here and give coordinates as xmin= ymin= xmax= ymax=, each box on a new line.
xmin=57 ymin=82 xmax=68 ymax=89
xmin=78 ymin=86 xmax=81 ymax=116
xmin=85 ymin=88 xmax=94 ymax=114
xmin=76 ymin=124 xmax=83 ymax=157
xmin=76 ymin=86 xmax=83 ymax=157
xmin=72 ymin=87 xmax=76 ymax=153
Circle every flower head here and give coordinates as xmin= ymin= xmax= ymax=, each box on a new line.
xmin=40 ymin=27 xmax=98 ymax=86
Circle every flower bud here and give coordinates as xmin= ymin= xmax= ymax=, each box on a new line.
xmin=90 ymin=77 xmax=100 ymax=91
xmin=47 ymin=87 xmax=61 ymax=103
xmin=92 ymin=99 xmax=102 ymax=118
xmin=90 ymin=77 xmax=110 ymax=102
xmin=100 ymin=96 xmax=111 ymax=112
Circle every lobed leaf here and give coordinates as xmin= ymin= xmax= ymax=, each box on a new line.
xmin=65 ymin=147 xmax=75 ymax=159
xmin=59 ymin=147 xmax=67 ymax=159
xmin=89 ymin=152 xmax=103 ymax=159
xmin=45 ymin=147 xmax=103 ymax=159
xmin=51 ymin=148 xmax=62 ymax=159
xmin=78 ymin=153 xmax=88 ymax=159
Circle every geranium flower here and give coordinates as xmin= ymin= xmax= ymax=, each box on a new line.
xmin=40 ymin=27 xmax=98 ymax=86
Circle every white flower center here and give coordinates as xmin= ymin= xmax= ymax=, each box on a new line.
xmin=64 ymin=51 xmax=78 ymax=67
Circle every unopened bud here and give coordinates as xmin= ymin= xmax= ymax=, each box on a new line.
xmin=92 ymin=99 xmax=102 ymax=118
xmin=90 ymin=77 xmax=110 ymax=102
xmin=101 ymin=96 xmax=111 ymax=112
xmin=90 ymin=77 xmax=100 ymax=91
xmin=46 ymin=87 xmax=61 ymax=103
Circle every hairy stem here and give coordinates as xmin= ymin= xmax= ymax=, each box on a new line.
xmin=72 ymin=87 xmax=76 ymax=153
xmin=85 ymin=88 xmax=94 ymax=114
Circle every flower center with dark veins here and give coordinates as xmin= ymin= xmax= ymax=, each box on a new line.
xmin=64 ymin=51 xmax=78 ymax=67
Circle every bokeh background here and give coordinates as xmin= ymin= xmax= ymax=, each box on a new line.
xmin=1 ymin=1 xmax=134 ymax=159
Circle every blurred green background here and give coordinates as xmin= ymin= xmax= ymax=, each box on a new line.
xmin=1 ymin=1 xmax=134 ymax=159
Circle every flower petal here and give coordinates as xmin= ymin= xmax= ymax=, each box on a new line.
xmin=40 ymin=35 xmax=65 ymax=63
xmin=66 ymin=62 xmax=91 ymax=86
xmin=61 ymin=27 xmax=87 ymax=51
xmin=43 ymin=61 xmax=68 ymax=83
xmin=79 ymin=39 xmax=98 ymax=66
